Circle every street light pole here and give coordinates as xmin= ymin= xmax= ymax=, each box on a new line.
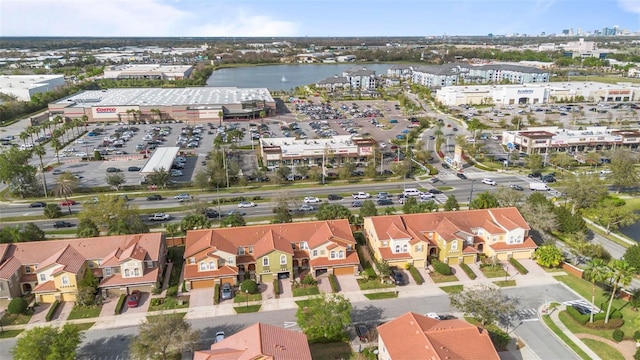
xmin=245 ymin=289 xmax=249 ymax=308
xmin=468 ymin=179 xmax=475 ymax=207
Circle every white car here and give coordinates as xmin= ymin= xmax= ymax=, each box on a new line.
xmin=74 ymin=152 xmax=88 ymax=157
xmin=481 ymin=178 xmax=497 ymax=186
xmin=303 ymin=196 xmax=321 ymax=203
xmin=299 ymin=204 xmax=315 ymax=211
xmin=238 ymin=201 xmax=256 ymax=208
xmin=425 ymin=312 xmax=441 ymax=320
xmin=75 ymin=139 xmax=86 ymax=144
xmin=174 ymin=193 xmax=191 ymax=201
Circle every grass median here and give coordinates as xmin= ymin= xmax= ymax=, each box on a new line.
xmin=541 ymin=315 xmax=591 ymax=360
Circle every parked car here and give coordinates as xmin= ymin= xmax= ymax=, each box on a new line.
xmin=425 ymin=312 xmax=441 ymax=320
xmin=29 ymin=202 xmax=46 ymax=208
xmin=147 ymin=194 xmax=163 ymax=201
xmin=327 ymin=194 xmax=343 ymax=201
xmin=53 ymin=221 xmax=74 ymax=228
xmin=127 ymin=290 xmax=141 ymax=308
xmin=106 ymin=167 xmax=121 ymax=173
xmin=481 ymin=178 xmax=497 ymax=186
xmin=303 ymin=196 xmax=321 ymax=203
xmin=238 ymin=201 xmax=256 ymax=208
xmin=60 ymin=200 xmax=77 ymax=206
xmin=355 ymin=325 xmax=370 ymax=342
xmin=392 ymin=269 xmax=404 ymax=285
xmin=221 ymin=283 xmax=233 ymax=300
xmin=215 ymin=331 xmax=225 ymax=343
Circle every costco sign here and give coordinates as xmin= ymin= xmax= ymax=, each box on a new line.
xmin=95 ymin=107 xmax=117 ymax=113
xmin=92 ymin=106 xmax=138 ymax=119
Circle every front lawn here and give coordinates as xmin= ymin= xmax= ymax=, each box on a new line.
xmin=357 ymin=278 xmax=395 ymax=290
xmin=233 ymin=293 xmax=262 ymax=304
xmin=234 ymin=305 xmax=261 ymax=313
xmin=479 ymin=265 xmax=508 ymax=278
xmin=309 ymin=342 xmax=352 ymax=360
xmin=71 ymin=322 xmax=95 ymax=331
xmin=439 ymin=285 xmax=464 ymax=293
xmin=493 ymin=280 xmax=516 ymax=287
xmin=148 ymin=297 xmax=190 ymax=312
xmin=365 ymin=291 xmax=398 ymax=300
xmin=429 ymin=272 xmax=459 ymax=283
xmin=67 ymin=305 xmax=102 ymax=320
xmin=295 ymin=298 xmax=321 ymax=308
xmin=581 ymin=338 xmax=625 ymax=360
xmin=0 ymin=329 xmax=24 ymax=338
xmin=292 ymin=286 xmax=320 ymax=297
xmin=0 ymin=313 xmax=32 ymax=326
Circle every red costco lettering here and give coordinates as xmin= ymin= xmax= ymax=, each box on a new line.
xmin=96 ymin=108 xmax=117 ymax=113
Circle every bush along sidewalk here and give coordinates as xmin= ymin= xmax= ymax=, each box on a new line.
xmin=407 ymin=264 xmax=424 ymax=285
xmin=459 ymin=263 xmax=477 ymax=280
xmin=328 ymin=274 xmax=340 ymax=292
xmin=45 ymin=300 xmax=60 ymax=322
xmin=509 ymin=258 xmax=529 ymax=275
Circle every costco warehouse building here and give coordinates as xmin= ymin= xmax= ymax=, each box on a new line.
xmin=48 ymin=87 xmax=276 ymax=124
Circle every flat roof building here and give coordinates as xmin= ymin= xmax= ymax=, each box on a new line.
xmin=0 ymin=74 xmax=65 ymax=101
xmin=140 ymin=146 xmax=180 ymax=174
xmin=48 ymin=87 xmax=276 ymax=124
xmin=103 ymin=64 xmax=194 ymax=80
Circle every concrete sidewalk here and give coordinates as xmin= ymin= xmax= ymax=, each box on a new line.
xmin=540 ymin=304 xmax=602 ymax=360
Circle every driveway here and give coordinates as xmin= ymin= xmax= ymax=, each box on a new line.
xmin=336 ymin=275 xmax=360 ymax=293
xmin=189 ymin=288 xmax=215 ymax=308
xmin=27 ymin=302 xmax=52 ymax=325
xmin=99 ymin=296 xmax=118 ymax=317
xmin=316 ymin=274 xmax=332 ymax=293
xmin=120 ymin=292 xmax=150 ymax=314
xmin=277 ymin=279 xmax=293 ymax=299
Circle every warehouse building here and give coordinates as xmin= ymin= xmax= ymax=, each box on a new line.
xmin=102 ymin=64 xmax=194 ymax=80
xmin=0 ymin=74 xmax=65 ymax=101
xmin=48 ymin=87 xmax=276 ymax=124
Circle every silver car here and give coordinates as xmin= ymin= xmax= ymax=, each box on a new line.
xmin=221 ymin=283 xmax=233 ymax=300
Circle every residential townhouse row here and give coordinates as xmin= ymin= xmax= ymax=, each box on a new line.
xmin=0 ymin=208 xmax=535 ymax=304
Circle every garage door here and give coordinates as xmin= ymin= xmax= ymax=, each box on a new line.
xmin=513 ymin=251 xmax=532 ymax=260
xmin=128 ymin=285 xmax=152 ymax=293
xmin=191 ymin=279 xmax=215 ymax=289
xmin=333 ymin=267 xmax=353 ymax=276
xmin=447 ymin=257 xmax=459 ymax=265
xmin=496 ymin=253 xmax=508 ymax=261
xmin=61 ymin=292 xmax=76 ymax=302
xmin=40 ymin=294 xmax=57 ymax=303
xmin=220 ymin=277 xmax=235 ymax=286
xmin=261 ymin=273 xmax=273 ymax=283
xmin=413 ymin=260 xmax=426 ymax=269
xmin=463 ymin=256 xmax=475 ymax=264
xmin=315 ymin=268 xmax=328 ymax=277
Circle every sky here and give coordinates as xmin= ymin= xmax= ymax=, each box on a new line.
xmin=1 ymin=0 xmax=639 ymax=37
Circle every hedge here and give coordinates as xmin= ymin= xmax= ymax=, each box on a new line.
xmin=508 ymin=258 xmax=529 ymax=275
xmin=566 ymin=306 xmax=623 ymax=328
xmin=328 ymin=274 xmax=340 ymax=292
xmin=459 ymin=263 xmax=477 ymax=280
xmin=408 ymin=265 xmax=424 ymax=285
xmin=45 ymin=300 xmax=60 ymax=322
xmin=214 ymin=283 xmax=220 ymax=305
xmin=432 ymin=260 xmax=452 ymax=276
xmin=634 ymin=330 xmax=640 ymax=341
xmin=635 ymin=348 xmax=640 ymax=360
xmin=273 ymin=279 xmax=280 ymax=298
xmin=612 ymin=329 xmax=624 ymax=342
xmin=166 ymin=285 xmax=178 ymax=297
xmin=114 ymin=294 xmax=126 ymax=315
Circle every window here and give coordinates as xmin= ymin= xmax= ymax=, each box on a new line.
xmin=227 ymin=257 xmax=234 ymax=265
xmin=300 ymin=241 xmax=309 ymax=250
xmin=338 ymin=250 xmax=344 ymax=258
xmin=330 ymin=251 xmax=336 ymax=259
xmin=146 ymin=260 xmax=154 ymax=268
xmin=402 ymin=244 xmax=408 ymax=252
xmin=200 ymin=262 xmax=206 ymax=271
xmin=97 ymin=260 xmax=101 ymax=266
xmin=262 ymin=257 xmax=269 ymax=266
xmin=39 ymin=274 xmax=46 ymax=282
xmin=382 ymin=241 xmax=388 ymax=247
xmin=451 ymin=241 xmax=458 ymax=251
xmin=189 ymin=257 xmax=195 ymax=264
xmin=249 ymin=246 xmax=254 ymax=254
xmin=395 ymin=245 xmax=400 ymax=253
xmin=312 ymin=249 xmax=318 ymax=257
xmin=134 ymin=268 xmax=140 ymax=276
xmin=346 ymin=244 xmax=353 ymax=251
xmin=25 ymin=266 xmax=31 ymax=274
xmin=415 ymin=244 xmax=423 ymax=252
xmin=209 ymin=261 xmax=215 ymax=270
xmin=124 ymin=269 xmax=130 ymax=277
xmin=238 ymin=247 xmax=245 ymax=255
xmin=105 ymin=268 xmax=112 ymax=276
xmin=0 ymin=283 xmax=3 ymax=291
xmin=280 ymin=255 xmax=287 ymax=265
xmin=61 ymin=275 xmax=69 ymax=286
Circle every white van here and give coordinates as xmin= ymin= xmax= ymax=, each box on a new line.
xmin=403 ymin=188 xmax=422 ymax=196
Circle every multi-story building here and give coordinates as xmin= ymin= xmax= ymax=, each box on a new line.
xmin=0 ymin=233 xmax=166 ymax=304
xmin=363 ymin=208 xmax=537 ymax=268
xmin=344 ymin=67 xmax=377 ymax=90
xmin=102 ymin=64 xmax=194 ymax=80
xmin=183 ymin=220 xmax=359 ymax=289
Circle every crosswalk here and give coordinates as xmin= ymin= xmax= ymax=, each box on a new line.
xmin=514 ymin=308 xmax=538 ymax=321
xmin=562 ymin=299 xmax=601 ymax=313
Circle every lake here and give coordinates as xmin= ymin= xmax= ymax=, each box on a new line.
xmin=206 ymin=63 xmax=393 ymax=91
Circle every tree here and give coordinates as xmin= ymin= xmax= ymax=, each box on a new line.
xmin=526 ymin=153 xmax=543 ymax=173
xmin=221 ymin=212 xmax=246 ymax=227
xmin=534 ymin=245 xmax=564 ymax=268
xmin=604 ymin=259 xmax=636 ymax=323
xmin=32 ymin=145 xmax=48 ymax=197
xmin=587 ymin=197 xmax=639 ymax=234
xmin=550 ymin=152 xmax=575 ymax=170
xmin=553 ymin=205 xmax=586 ymax=234
xmin=583 ymin=259 xmax=610 ymax=323
xmin=147 ymin=168 xmax=171 ymax=188
xmin=520 ymin=202 xmax=558 ymax=241
xmin=77 ymin=269 xmax=99 ymax=306
xmin=494 ymin=187 xmax=525 ymax=208
xmin=316 ymin=203 xmax=353 ymax=221
xmin=449 ymin=284 xmax=518 ymax=326
xmin=469 ymin=191 xmax=499 ymax=209
xmin=8 ymin=297 xmax=28 ymax=314
xmin=79 ymin=195 xmax=137 ymax=233
xmin=129 ymin=314 xmax=200 ymax=360
xmin=106 ymin=173 xmax=126 ymax=191
xmin=443 ymin=195 xmax=460 ymax=211
xmin=622 ymin=244 xmax=640 ymax=273
xmin=52 ymin=172 xmax=78 ymax=214
xmin=180 ymin=214 xmax=211 ymax=232
xmin=12 ymin=324 xmax=83 ymax=360
xmin=271 ymin=194 xmax=293 ymax=224
xmin=359 ymin=200 xmax=378 ymax=217
xmin=21 ymin=223 xmax=45 ymax=241
xmin=562 ymin=174 xmax=608 ymax=214
xmin=77 ymin=218 xmax=100 ymax=237
xmin=607 ymin=148 xmax=639 ymax=192
xmin=44 ymin=204 xmax=63 ymax=219
xmin=108 ymin=215 xmax=149 ymax=235
xmin=0 ymin=147 xmax=39 ymax=198
xmin=296 ymin=293 xmax=352 ymax=342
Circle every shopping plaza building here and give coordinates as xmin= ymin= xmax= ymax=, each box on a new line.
xmin=48 ymin=87 xmax=276 ymax=124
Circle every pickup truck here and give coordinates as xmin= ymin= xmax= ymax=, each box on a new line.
xmin=148 ymin=213 xmax=170 ymax=221
xmin=352 ymin=192 xmax=371 ymax=199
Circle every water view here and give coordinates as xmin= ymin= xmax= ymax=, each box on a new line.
xmin=206 ymin=63 xmax=394 ymax=91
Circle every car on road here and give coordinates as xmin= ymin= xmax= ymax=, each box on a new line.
xmin=147 ymin=194 xmax=163 ymax=201
xmin=53 ymin=221 xmax=74 ymax=228
xmin=238 ymin=201 xmax=256 ymax=208
xmin=29 ymin=202 xmax=46 ymax=208
xmin=52 ymin=169 xmax=63 ymax=175
xmin=148 ymin=213 xmax=170 ymax=221
xmin=456 ymin=173 xmax=467 ymax=180
xmin=127 ymin=290 xmax=141 ymax=308
xmin=106 ymin=167 xmax=121 ymax=173
xmin=128 ymin=166 xmax=141 ymax=172
xmin=74 ymin=152 xmax=88 ymax=157
xmin=542 ymin=176 xmax=556 ymax=183
xmin=427 ymin=189 xmax=442 ymax=195
xmin=60 ymin=200 xmax=77 ymax=206
xmin=509 ymin=184 xmax=524 ymax=191
xmin=299 ymin=204 xmax=315 ymax=212
xmin=528 ymin=172 xmax=542 ymax=179
xmin=481 ymin=178 xmax=497 ymax=186
xmin=215 ymin=331 xmax=225 ymax=343
xmin=303 ymin=196 xmax=321 ymax=203
xmin=174 ymin=193 xmax=192 ymax=201
xmin=225 ymin=210 xmax=246 ymax=217
xmin=204 ymin=208 xmax=220 ymax=219
xmin=376 ymin=192 xmax=391 ymax=199
xmin=425 ymin=312 xmax=441 ymax=320
xmin=221 ymin=283 xmax=233 ymax=300
xmin=377 ymin=198 xmax=393 ymax=206
xmin=351 ymin=200 xmax=364 ymax=208
xmin=352 ymin=191 xmax=371 ymax=199
xmin=327 ymin=194 xmax=343 ymax=201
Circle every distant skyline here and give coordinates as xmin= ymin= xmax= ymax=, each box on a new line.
xmin=1 ymin=0 xmax=639 ymax=38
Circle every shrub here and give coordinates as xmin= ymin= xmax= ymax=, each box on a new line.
xmin=166 ymin=286 xmax=178 ymax=297
xmin=328 ymin=274 xmax=339 ymax=292
xmin=363 ymin=267 xmax=377 ymax=280
xmin=433 ymin=260 xmax=452 ymax=276
xmin=45 ymin=300 xmax=60 ymax=322
xmin=488 ymin=328 xmax=510 ymax=351
xmin=240 ymin=279 xmax=258 ymax=294
xmin=408 ymin=265 xmax=424 ymax=285
xmin=8 ymin=297 xmax=28 ymax=315
xmin=508 ymin=258 xmax=529 ymax=275
xmin=635 ymin=348 xmax=640 ymax=360
xmin=302 ymin=274 xmax=317 ymax=286
xmin=634 ymin=330 xmax=640 ymax=341
xmin=114 ymin=294 xmax=126 ymax=315
xmin=214 ymin=283 xmax=220 ymax=305
xmin=612 ymin=329 xmax=624 ymax=342
xmin=585 ymin=318 xmax=624 ymax=329
xmin=273 ymin=279 xmax=280 ymax=298
xmin=44 ymin=204 xmax=62 ymax=219
xmin=565 ymin=306 xmax=589 ymax=325
xmin=459 ymin=263 xmax=477 ymax=280
xmin=181 ymin=281 xmax=187 ymax=293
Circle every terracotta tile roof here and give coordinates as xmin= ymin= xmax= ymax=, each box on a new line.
xmin=378 ymin=247 xmax=413 ymax=260
xmin=184 ymin=265 xmax=238 ymax=281
xmin=293 ymin=250 xmax=309 ymax=259
xmin=99 ymin=268 xmax=159 ymax=288
xmin=254 ymin=230 xmax=294 ymax=258
xmin=236 ymin=255 xmax=256 ymax=264
xmin=0 ymin=243 xmax=9 ymax=262
xmin=385 ymin=222 xmax=412 ymax=240
xmin=194 ymin=322 xmax=312 ymax=360
xmin=100 ymin=248 xmax=124 ymax=267
xmin=38 ymin=245 xmax=86 ymax=276
xmin=309 ymin=251 xmax=359 ymax=267
xmin=377 ymin=312 xmax=499 ymax=360
xmin=489 ymin=237 xmax=538 ymax=251
xmin=0 ymin=256 xmax=22 ymax=280
xmin=462 ymin=245 xmax=480 ymax=254
xmin=32 ymin=280 xmax=57 ymax=293
xmin=120 ymin=243 xmax=148 ymax=262
xmin=326 ymin=243 xmax=338 ymax=250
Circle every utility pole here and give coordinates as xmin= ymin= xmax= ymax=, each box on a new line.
xmin=468 ymin=179 xmax=475 ymax=207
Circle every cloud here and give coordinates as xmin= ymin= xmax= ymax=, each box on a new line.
xmin=187 ymin=10 xmax=298 ymax=37
xmin=617 ymin=0 xmax=640 ymax=14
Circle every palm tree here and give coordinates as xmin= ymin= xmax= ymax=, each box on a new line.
xmin=583 ymin=259 xmax=610 ymax=323
xmin=604 ymin=259 xmax=636 ymax=323
xmin=81 ymin=115 xmax=89 ymax=133
xmin=50 ymin=136 xmax=62 ymax=164
xmin=26 ymin=126 xmax=37 ymax=145
xmin=18 ymin=130 xmax=29 ymax=146
xmin=52 ymin=172 xmax=78 ymax=215
xmin=217 ymin=111 xmax=223 ymax=127
xmin=32 ymin=145 xmax=48 ymax=197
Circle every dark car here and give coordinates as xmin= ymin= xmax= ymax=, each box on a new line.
xmin=528 ymin=172 xmax=542 ymax=178
xmin=392 ymin=269 xmax=404 ymax=285
xmin=351 ymin=200 xmax=364 ymax=208
xmin=205 ymin=209 xmax=220 ymax=219
xmin=572 ymin=304 xmax=591 ymax=315
xmin=147 ymin=194 xmax=163 ymax=201
xmin=327 ymin=194 xmax=343 ymax=201
xmin=355 ymin=325 xmax=370 ymax=342
xmin=53 ymin=221 xmax=74 ymax=228
xmin=377 ymin=198 xmax=393 ymax=206
xmin=456 ymin=173 xmax=467 ymax=180
xmin=106 ymin=167 xmax=121 ymax=173
xmin=128 ymin=166 xmax=141 ymax=172
xmin=428 ymin=189 xmax=442 ymax=195
xmin=542 ymin=176 xmax=556 ymax=183
xmin=510 ymin=184 xmax=524 ymax=191
xmin=127 ymin=290 xmax=141 ymax=308
xmin=29 ymin=202 xmax=46 ymax=208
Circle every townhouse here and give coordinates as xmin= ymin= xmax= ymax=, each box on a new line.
xmin=363 ymin=208 xmax=537 ymax=268
xmin=377 ymin=312 xmax=500 ymax=360
xmin=194 ymin=322 xmax=312 ymax=360
xmin=0 ymin=233 xmax=165 ymax=305
xmin=183 ymin=220 xmax=359 ymax=289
